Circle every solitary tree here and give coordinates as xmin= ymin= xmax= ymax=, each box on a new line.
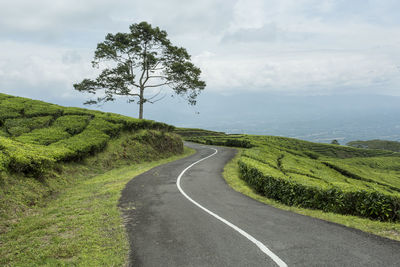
xmin=74 ymin=22 xmax=206 ymax=119
xmin=331 ymin=139 xmax=340 ymax=145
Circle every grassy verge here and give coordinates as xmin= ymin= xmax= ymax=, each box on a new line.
xmin=223 ymin=149 xmax=400 ymax=241
xmin=0 ymin=145 xmax=195 ymax=266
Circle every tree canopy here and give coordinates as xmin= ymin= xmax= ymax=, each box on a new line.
xmin=74 ymin=21 xmax=206 ymax=119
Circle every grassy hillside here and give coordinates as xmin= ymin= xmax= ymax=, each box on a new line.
xmin=348 ymin=139 xmax=400 ymax=152
xmin=0 ymin=93 xmax=183 ymax=232
xmin=177 ymin=129 xmax=400 ymax=222
xmin=0 ymin=138 xmax=192 ymax=266
xmin=0 ymin=93 xmax=188 ymax=265
xmin=0 ymin=93 xmax=175 ymax=175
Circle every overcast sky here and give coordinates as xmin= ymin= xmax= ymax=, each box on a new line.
xmin=1 ymin=0 xmax=400 ymax=104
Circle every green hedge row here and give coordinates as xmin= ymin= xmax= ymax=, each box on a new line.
xmin=4 ymin=116 xmax=53 ymax=136
xmin=85 ymin=117 xmax=123 ymax=137
xmin=16 ymin=127 xmax=71 ymax=145
xmin=51 ymin=129 xmax=110 ymax=160
xmin=52 ymin=115 xmax=90 ymax=135
xmin=24 ymin=102 xmax=63 ymax=117
xmin=238 ymin=158 xmax=400 ymax=222
xmin=0 ymin=106 xmax=21 ymax=123
xmin=134 ymin=130 xmax=184 ymax=154
xmin=0 ymin=136 xmax=55 ymax=176
xmin=174 ymin=128 xmax=226 ymax=137
xmin=0 ymin=129 xmax=110 ymax=175
xmin=0 ymin=98 xmax=26 ymax=113
xmin=186 ymin=137 xmax=253 ymax=148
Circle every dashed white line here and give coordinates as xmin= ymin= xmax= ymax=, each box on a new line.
xmin=176 ymin=147 xmax=288 ymax=267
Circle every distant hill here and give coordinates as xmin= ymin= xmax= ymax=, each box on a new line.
xmin=347 ymin=140 xmax=400 ymax=152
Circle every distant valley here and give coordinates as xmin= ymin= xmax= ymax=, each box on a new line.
xmin=145 ymin=92 xmax=400 ymax=144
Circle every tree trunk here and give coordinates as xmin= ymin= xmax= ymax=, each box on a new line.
xmin=139 ymin=86 xmax=144 ymax=119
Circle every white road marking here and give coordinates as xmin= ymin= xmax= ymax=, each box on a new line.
xmin=176 ymin=147 xmax=288 ymax=267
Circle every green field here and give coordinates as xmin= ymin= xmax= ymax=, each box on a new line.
xmin=176 ymin=128 xmax=400 ymax=222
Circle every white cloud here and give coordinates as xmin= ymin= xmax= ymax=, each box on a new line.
xmin=195 ymin=50 xmax=400 ymax=95
xmin=229 ymin=0 xmax=268 ymax=31
xmin=1 ymin=0 xmax=400 ymax=102
xmin=0 ymin=41 xmax=94 ymax=99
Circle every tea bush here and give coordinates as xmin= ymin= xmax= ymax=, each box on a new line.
xmin=16 ymin=127 xmax=71 ymax=145
xmin=0 ymin=93 xmax=177 ymax=176
xmin=0 ymin=136 xmax=55 ymax=175
xmin=239 ymin=158 xmax=400 ymax=221
xmin=23 ymin=101 xmax=63 ymax=117
xmin=52 ymin=115 xmax=90 ymax=135
xmin=4 ymin=116 xmax=53 ymax=136
xmin=0 ymin=106 xmax=21 ymax=123
xmin=51 ymin=129 xmax=110 ymax=160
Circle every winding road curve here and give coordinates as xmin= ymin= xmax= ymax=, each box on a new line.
xmin=119 ymin=142 xmax=400 ymax=266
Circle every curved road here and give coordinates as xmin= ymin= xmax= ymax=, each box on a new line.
xmin=119 ymin=142 xmax=400 ymax=266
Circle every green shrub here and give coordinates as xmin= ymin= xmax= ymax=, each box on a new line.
xmin=24 ymin=102 xmax=63 ymax=117
xmin=52 ymin=129 xmax=110 ymax=160
xmin=201 ymin=137 xmax=252 ymax=148
xmin=0 ymin=106 xmax=21 ymax=123
xmin=225 ymin=138 xmax=252 ymax=148
xmin=62 ymin=107 xmax=93 ymax=116
xmin=0 ymin=98 xmax=27 ymax=113
xmin=86 ymin=117 xmax=123 ymax=136
xmin=16 ymin=127 xmax=71 ymax=145
xmin=4 ymin=116 xmax=53 ymax=136
xmin=185 ymin=137 xmax=207 ymax=144
xmin=0 ymin=94 xmax=12 ymax=101
xmin=0 ymin=137 xmax=55 ymax=176
xmin=174 ymin=128 xmax=225 ymax=137
xmin=0 ymin=151 xmax=9 ymax=172
xmin=7 ymin=126 xmax=31 ymax=136
xmin=133 ymin=130 xmax=183 ymax=154
xmin=238 ymin=158 xmax=400 ymax=221
xmin=99 ymin=113 xmax=174 ymax=132
xmin=52 ymin=115 xmax=90 ymax=135
xmin=0 ymin=129 xmax=9 ymax=137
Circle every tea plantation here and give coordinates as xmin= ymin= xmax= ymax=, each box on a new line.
xmin=0 ymin=93 xmax=175 ymax=176
xmin=348 ymin=139 xmax=400 ymax=152
xmin=177 ymin=128 xmax=400 ymax=222
xmin=0 ymin=93 xmax=184 ymax=222
xmin=0 ymin=93 xmax=189 ymax=265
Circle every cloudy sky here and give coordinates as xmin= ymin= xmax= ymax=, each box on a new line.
xmin=1 ymin=0 xmax=400 ymax=114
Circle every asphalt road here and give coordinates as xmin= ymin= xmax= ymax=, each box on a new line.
xmin=119 ymin=142 xmax=400 ymax=266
